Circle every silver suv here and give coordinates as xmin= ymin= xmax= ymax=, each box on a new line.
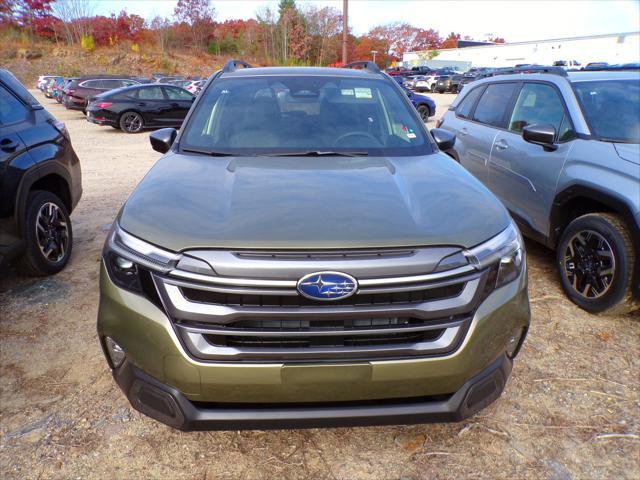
xmin=439 ymin=68 xmax=639 ymax=314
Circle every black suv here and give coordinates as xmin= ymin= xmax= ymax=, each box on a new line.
xmin=0 ymin=70 xmax=82 ymax=274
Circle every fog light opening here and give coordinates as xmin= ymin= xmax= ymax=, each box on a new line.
xmin=105 ymin=336 xmax=126 ymax=368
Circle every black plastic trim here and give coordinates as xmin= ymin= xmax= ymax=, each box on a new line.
xmin=112 ymin=354 xmax=512 ymax=431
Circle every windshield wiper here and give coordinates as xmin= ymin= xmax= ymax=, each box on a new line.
xmin=259 ymin=151 xmax=369 ymax=157
xmin=182 ymin=147 xmax=236 ymax=157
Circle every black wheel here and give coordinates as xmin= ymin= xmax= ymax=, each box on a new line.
xmin=16 ymin=191 xmax=73 ymax=276
xmin=430 ymin=85 xmax=436 ymax=93
xmin=557 ymin=213 xmax=638 ymax=314
xmin=119 ymin=111 xmax=144 ymax=133
xmin=417 ymin=105 xmax=430 ymax=122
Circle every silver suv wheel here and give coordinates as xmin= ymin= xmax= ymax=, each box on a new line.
xmin=563 ymin=229 xmax=615 ymax=299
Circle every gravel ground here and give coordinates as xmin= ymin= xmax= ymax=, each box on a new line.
xmin=0 ymin=91 xmax=639 ymax=480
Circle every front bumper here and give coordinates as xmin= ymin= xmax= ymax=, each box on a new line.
xmin=98 ymin=260 xmax=529 ymax=430
xmin=113 ymin=352 xmax=513 ymax=431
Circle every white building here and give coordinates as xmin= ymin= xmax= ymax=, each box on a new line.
xmin=402 ymin=32 xmax=640 ymax=69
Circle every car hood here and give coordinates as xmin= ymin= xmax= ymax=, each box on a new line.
xmin=119 ymin=152 xmax=511 ymax=251
xmin=613 ymin=143 xmax=640 ymax=165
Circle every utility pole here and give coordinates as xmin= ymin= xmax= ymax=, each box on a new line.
xmin=371 ymin=50 xmax=378 ymax=63
xmin=342 ymin=0 xmax=348 ymax=65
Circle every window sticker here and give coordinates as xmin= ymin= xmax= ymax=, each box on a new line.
xmin=341 ymin=89 xmax=354 ymax=96
xmin=354 ymin=87 xmax=373 ymax=99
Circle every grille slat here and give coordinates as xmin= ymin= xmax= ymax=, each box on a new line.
xmin=181 ymin=283 xmax=464 ymax=308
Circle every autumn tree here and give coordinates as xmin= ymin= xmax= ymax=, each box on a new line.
xmin=304 ymin=5 xmax=342 ymax=65
xmin=173 ymin=0 xmax=216 ymax=50
xmin=441 ymin=32 xmax=460 ymax=49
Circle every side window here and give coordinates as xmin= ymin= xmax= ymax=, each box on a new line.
xmin=508 ymin=83 xmax=574 ymax=141
xmin=472 ymin=83 xmax=519 ymax=127
xmin=137 ymin=87 xmax=165 ymax=100
xmin=0 ymin=84 xmax=28 ymax=124
xmin=81 ymin=80 xmax=100 ymax=88
xmin=456 ymin=86 xmax=484 ymax=119
xmin=101 ymin=80 xmax=121 ymax=89
xmin=120 ymin=80 xmax=138 ymax=87
xmin=164 ymin=87 xmax=193 ymax=100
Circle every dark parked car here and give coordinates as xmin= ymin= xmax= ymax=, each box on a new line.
xmin=434 ymin=75 xmax=457 ymax=93
xmin=0 ymin=69 xmax=82 ymax=274
xmin=63 ymin=77 xmax=142 ymax=111
xmin=86 ymin=84 xmax=194 ymax=133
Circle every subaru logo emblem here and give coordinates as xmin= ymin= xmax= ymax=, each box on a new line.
xmin=297 ymin=272 xmax=358 ymax=301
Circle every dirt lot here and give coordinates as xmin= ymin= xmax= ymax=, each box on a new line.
xmin=1 ymin=90 xmax=638 ymax=480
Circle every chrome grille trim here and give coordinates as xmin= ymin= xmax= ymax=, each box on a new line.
xmin=166 ymin=263 xmax=477 ymax=289
xmin=152 ymin=249 xmax=490 ymax=362
xmin=156 ymin=277 xmax=481 ymax=324
xmin=177 ymin=319 xmax=465 ymax=337
xmin=179 ymin=326 xmax=463 ymax=361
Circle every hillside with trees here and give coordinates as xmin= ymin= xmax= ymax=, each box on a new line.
xmin=0 ymin=0 xmax=504 ymax=82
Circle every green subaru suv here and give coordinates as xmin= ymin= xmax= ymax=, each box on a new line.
xmin=97 ymin=61 xmax=530 ymax=430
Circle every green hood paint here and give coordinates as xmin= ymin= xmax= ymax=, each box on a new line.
xmin=119 ymin=152 xmax=511 ymax=251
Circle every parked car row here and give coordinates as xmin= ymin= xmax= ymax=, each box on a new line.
xmin=37 ymin=73 xmax=201 ymax=133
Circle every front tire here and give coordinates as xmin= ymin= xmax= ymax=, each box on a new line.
xmin=119 ymin=111 xmax=144 ymax=133
xmin=16 ymin=191 xmax=73 ymax=276
xmin=557 ymin=213 xmax=638 ymax=314
xmin=417 ymin=105 xmax=430 ymax=122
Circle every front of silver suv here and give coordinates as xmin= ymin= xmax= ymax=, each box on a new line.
xmin=440 ymin=68 xmax=639 ymax=314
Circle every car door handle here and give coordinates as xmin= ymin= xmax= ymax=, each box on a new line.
xmin=495 ymin=139 xmax=509 ymax=150
xmin=0 ymin=138 xmax=18 ymax=152
xmin=458 ymin=127 xmax=468 ymax=136
xmin=137 ymin=103 xmax=146 ymax=107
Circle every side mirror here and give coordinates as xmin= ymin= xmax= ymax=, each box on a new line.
xmin=431 ymin=128 xmax=456 ymax=151
xmin=522 ymin=123 xmax=557 ymax=151
xmin=150 ymin=128 xmax=177 ymax=154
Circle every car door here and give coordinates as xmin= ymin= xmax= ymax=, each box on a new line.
xmin=0 ymin=84 xmax=34 ymax=230
xmin=161 ymin=87 xmax=194 ymax=126
xmin=452 ymin=82 xmax=519 ymax=184
xmin=488 ymin=81 xmax=576 ymax=237
xmin=135 ymin=86 xmax=169 ymax=126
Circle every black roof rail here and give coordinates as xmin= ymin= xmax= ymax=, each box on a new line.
xmin=343 ymin=61 xmax=381 ymax=74
xmin=496 ymin=65 xmax=568 ymax=77
xmin=221 ymin=59 xmax=253 ymax=74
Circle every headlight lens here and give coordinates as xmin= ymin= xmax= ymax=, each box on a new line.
xmin=103 ymin=222 xmax=181 ymax=294
xmin=466 ymin=222 xmax=525 ymax=289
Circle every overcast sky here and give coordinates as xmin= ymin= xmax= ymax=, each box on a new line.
xmin=92 ymin=0 xmax=640 ymax=41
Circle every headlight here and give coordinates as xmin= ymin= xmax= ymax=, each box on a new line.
xmin=466 ymin=222 xmax=525 ymax=289
xmin=103 ymin=222 xmax=181 ymax=295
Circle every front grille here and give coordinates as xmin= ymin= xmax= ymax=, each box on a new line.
xmin=153 ymin=248 xmax=488 ymax=361
xmin=206 ymin=329 xmax=444 ymax=350
xmin=181 ymin=283 xmax=464 ymax=308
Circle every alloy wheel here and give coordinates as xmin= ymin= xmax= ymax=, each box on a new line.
xmin=35 ymin=202 xmax=69 ymax=263
xmin=563 ymin=229 xmax=615 ymax=299
xmin=122 ymin=112 xmax=143 ymax=133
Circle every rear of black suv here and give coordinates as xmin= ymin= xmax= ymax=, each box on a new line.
xmin=97 ymin=61 xmax=530 ymax=431
xmin=0 ymin=69 xmax=82 ymax=274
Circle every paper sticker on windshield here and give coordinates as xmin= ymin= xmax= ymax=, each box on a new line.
xmin=354 ymin=88 xmax=372 ymax=99
xmin=341 ymin=89 xmax=354 ymax=96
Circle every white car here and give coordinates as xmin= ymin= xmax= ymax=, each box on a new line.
xmin=414 ymin=75 xmax=438 ymax=92
xmin=185 ymin=80 xmax=204 ymax=94
xmin=37 ymin=75 xmax=56 ymax=91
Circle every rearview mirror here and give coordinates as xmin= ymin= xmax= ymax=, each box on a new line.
xmin=150 ymin=128 xmax=177 ymax=154
xmin=522 ymin=124 xmax=557 ymax=151
xmin=430 ymin=128 xmax=456 ymax=151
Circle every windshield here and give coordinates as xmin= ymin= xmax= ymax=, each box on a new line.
xmin=181 ymin=75 xmax=432 ymax=156
xmin=573 ymin=79 xmax=640 ymax=143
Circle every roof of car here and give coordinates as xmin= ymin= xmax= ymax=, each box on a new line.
xmin=221 ymin=66 xmax=383 ymax=78
xmin=566 ymin=70 xmax=640 ymax=82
